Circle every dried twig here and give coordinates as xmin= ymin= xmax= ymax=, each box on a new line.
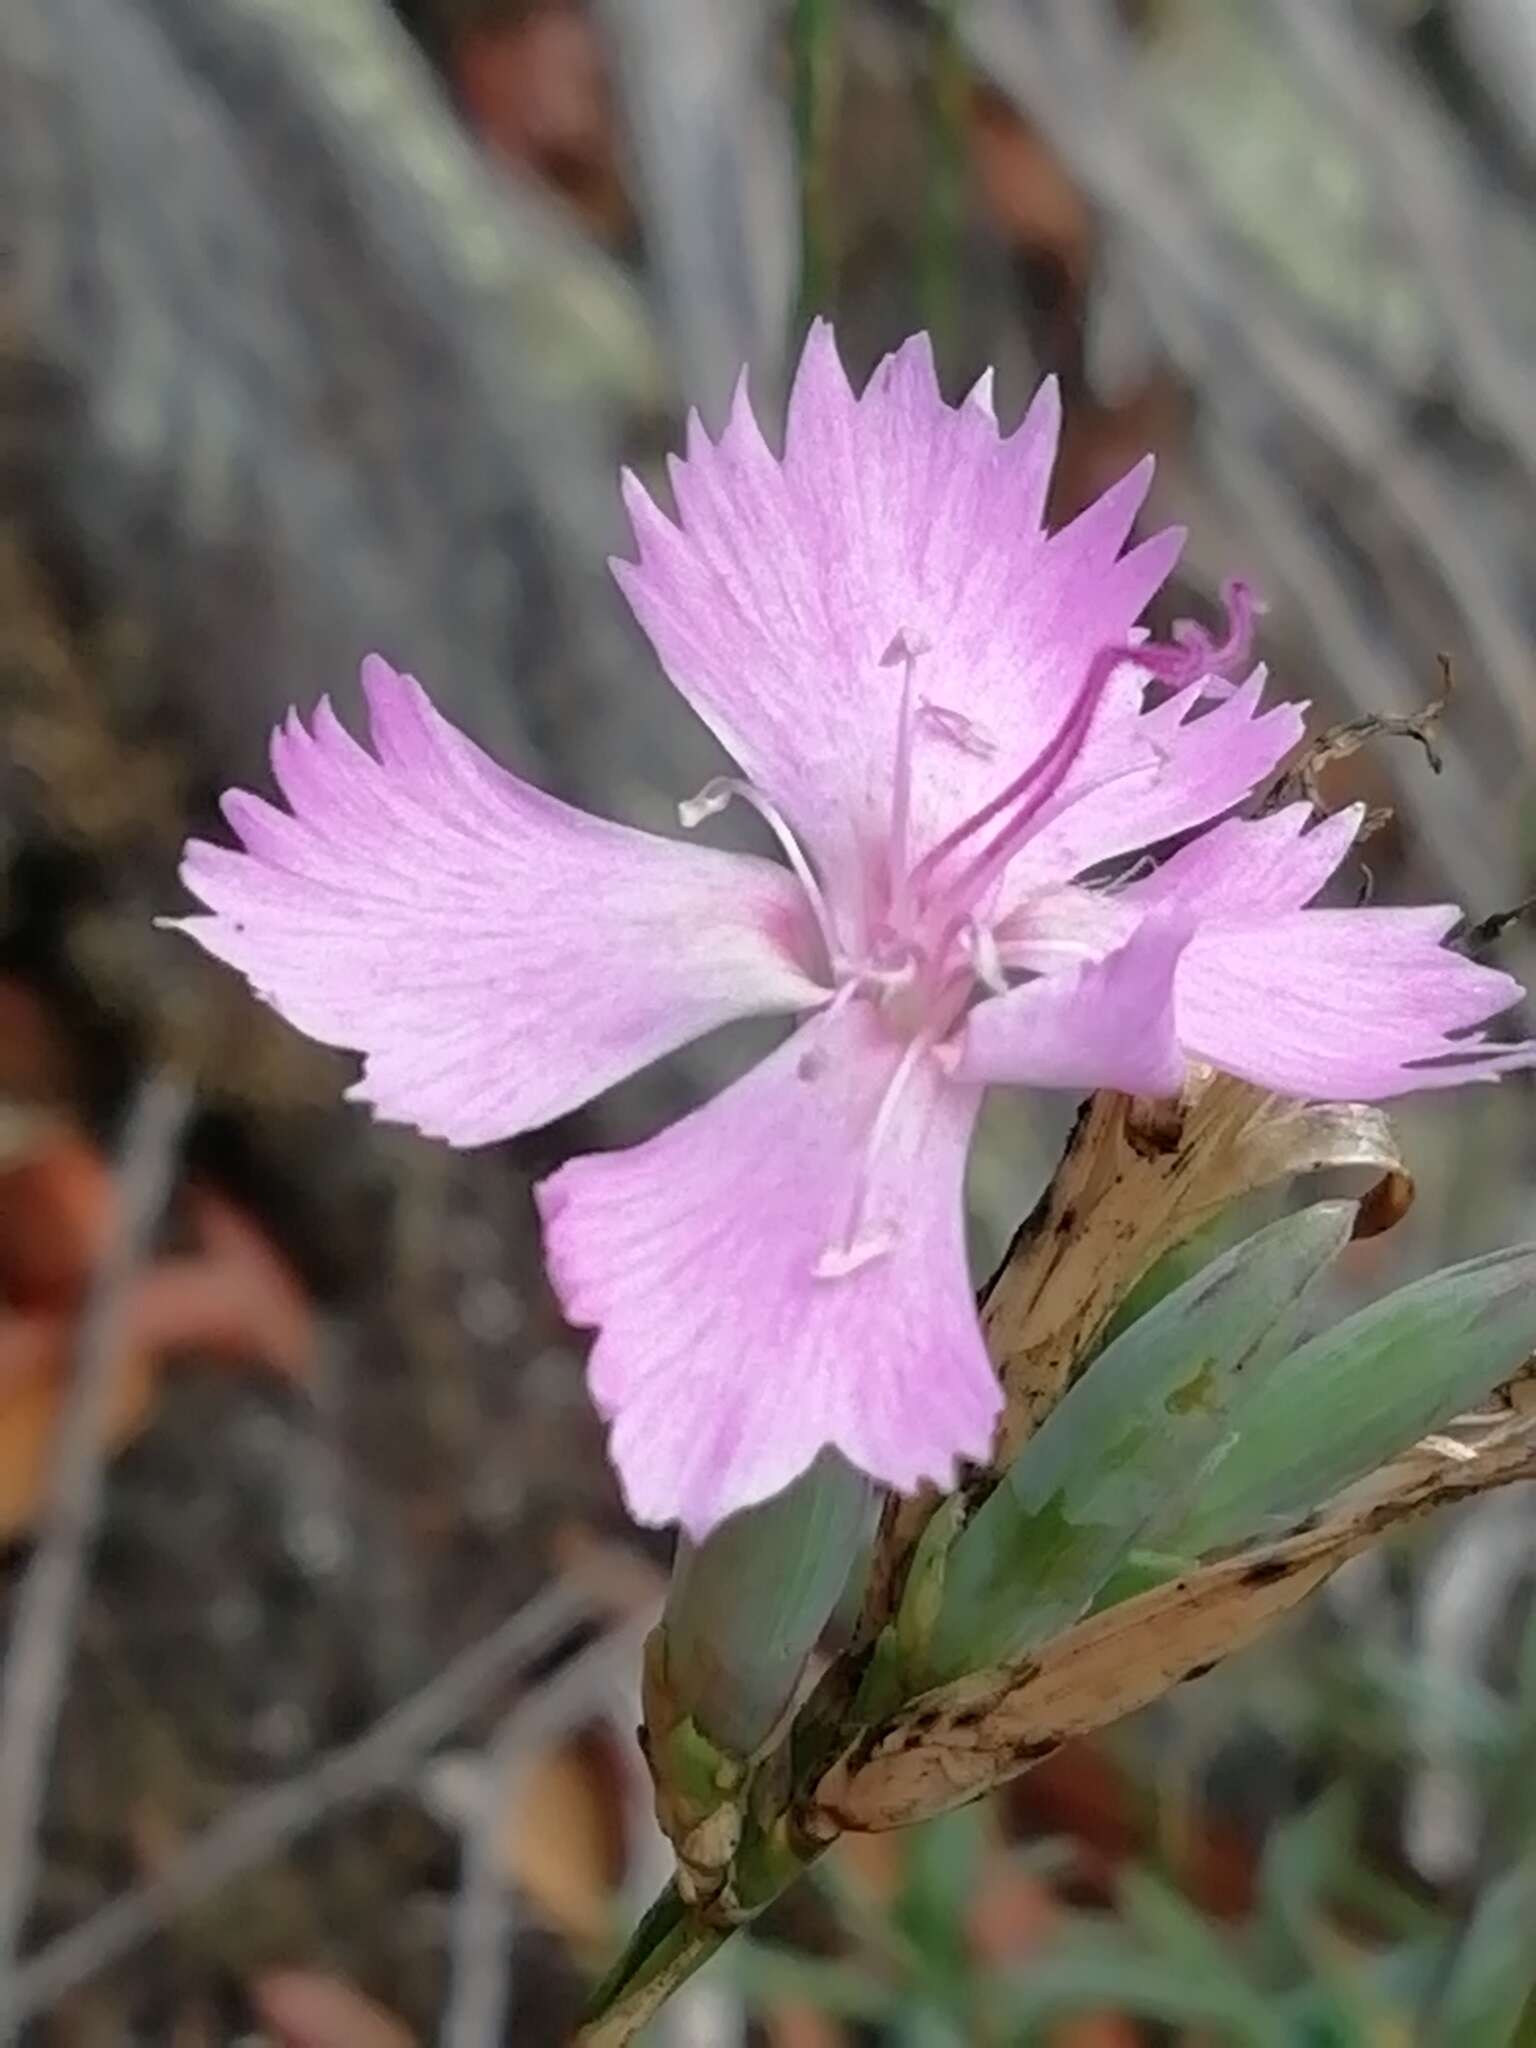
xmin=9 ymin=1576 xmax=595 ymax=2023
xmin=1460 ymin=895 xmax=1536 ymax=956
xmin=1264 ymin=653 xmax=1456 ymax=833
xmin=1194 ymin=425 xmax=1504 ymax=912
xmin=982 ymin=1073 xmax=1405 ymax=1466
xmin=813 ymin=1413 xmax=1536 ymax=1831
xmin=0 ymin=1072 xmax=192 ymax=2041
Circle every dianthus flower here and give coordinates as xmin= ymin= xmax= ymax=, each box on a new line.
xmin=168 ymin=323 xmax=1536 ymax=1538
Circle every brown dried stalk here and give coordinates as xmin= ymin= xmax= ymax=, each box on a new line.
xmin=813 ymin=1409 xmax=1536 ymax=1831
xmin=981 ymin=1070 xmax=1407 ymax=1467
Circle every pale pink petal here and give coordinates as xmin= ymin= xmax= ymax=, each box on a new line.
xmin=993 ymin=882 xmax=1138 ymax=972
xmin=956 ymin=911 xmax=1191 ymax=1097
xmin=536 ymin=1003 xmax=999 ymax=1537
xmin=1009 ymin=670 xmax=1306 ymax=891
xmin=169 ymin=658 xmax=824 ymax=1144
xmin=1126 ymin=802 xmax=1365 ymax=918
xmin=613 ymin=319 xmax=1182 ymax=904
xmin=1177 ymin=907 xmax=1536 ymax=1098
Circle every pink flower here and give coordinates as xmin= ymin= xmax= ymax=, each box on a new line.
xmin=167 ymin=324 xmax=1535 ymax=1538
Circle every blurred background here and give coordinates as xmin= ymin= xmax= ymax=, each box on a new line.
xmin=4 ymin=0 xmax=1536 ymax=2040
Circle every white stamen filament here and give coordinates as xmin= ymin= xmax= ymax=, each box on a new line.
xmin=796 ymin=977 xmax=865 ymax=1077
xmin=678 ymin=774 xmax=845 ymax=979
xmin=813 ymin=1030 xmax=934 ymax=1281
xmin=881 ymin=630 xmax=927 ymax=930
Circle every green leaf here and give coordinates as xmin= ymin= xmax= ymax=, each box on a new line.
xmin=895 ymin=1807 xmax=988 ymax=1990
xmin=1163 ymin=1242 xmax=1536 ymax=1559
xmin=922 ymin=1202 xmax=1357 ymax=1683
xmin=1253 ymin=1787 xmax=1358 ymax=1983
xmin=730 ymin=1940 xmax=896 ymax=2023
xmin=987 ymin=1928 xmax=1289 ymax=2046
xmin=1117 ymin=1865 xmax=1275 ymax=2010
xmin=663 ymin=1449 xmax=876 ymax=1755
xmin=1430 ymin=1860 xmax=1536 ymax=2046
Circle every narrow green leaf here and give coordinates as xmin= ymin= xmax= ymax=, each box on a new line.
xmin=664 ymin=1449 xmax=875 ymax=1756
xmin=988 ymin=1934 xmax=1288 ymax=2046
xmin=896 ymin=1808 xmax=987 ymax=1986
xmin=923 ymin=1202 xmax=1357 ymax=1682
xmin=731 ymin=1941 xmax=896 ymax=2024
xmin=1163 ymin=1242 xmax=1536 ymax=1559
xmin=1431 ymin=1859 xmax=1536 ymax=2046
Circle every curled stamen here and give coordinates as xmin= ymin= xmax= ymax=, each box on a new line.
xmin=1138 ymin=578 xmax=1262 ymax=699
xmin=678 ymin=773 xmax=844 ymax=978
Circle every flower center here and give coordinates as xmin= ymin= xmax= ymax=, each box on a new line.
xmin=675 ymin=585 xmax=1256 ymax=1282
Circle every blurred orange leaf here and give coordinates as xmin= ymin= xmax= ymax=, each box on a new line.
xmin=0 ymin=1127 xmax=314 ymax=1541
xmin=249 ymin=1971 xmax=416 ymax=2048
xmin=452 ymin=2 xmax=630 ymax=240
xmin=0 ymin=1313 xmax=159 ymax=1537
xmin=0 ymin=977 xmax=80 ymax=1105
xmin=498 ymin=1730 xmax=626 ymax=1947
xmin=968 ymin=83 xmax=1094 ymax=289
xmin=0 ymin=1130 xmax=116 ymax=1310
xmin=764 ymin=2004 xmax=848 ymax=2048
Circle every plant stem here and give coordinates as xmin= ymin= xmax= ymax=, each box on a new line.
xmin=920 ymin=0 xmax=967 ymax=358
xmin=578 ymin=1882 xmax=732 ymax=2047
xmin=793 ymin=0 xmax=843 ymax=326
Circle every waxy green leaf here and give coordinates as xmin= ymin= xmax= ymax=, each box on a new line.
xmin=1162 ymin=1241 xmax=1536 ymax=1559
xmin=921 ymin=1202 xmax=1357 ymax=1683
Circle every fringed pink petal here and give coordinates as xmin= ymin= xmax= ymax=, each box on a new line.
xmin=169 ymin=658 xmax=823 ymax=1144
xmin=1177 ymin=907 xmax=1536 ymax=1099
xmin=613 ymin=318 xmax=1183 ymax=909
xmin=1127 ymin=803 xmax=1365 ymax=919
xmin=537 ymin=1003 xmax=999 ymax=1538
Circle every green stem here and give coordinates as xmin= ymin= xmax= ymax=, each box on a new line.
xmin=920 ymin=0 xmax=967 ymax=357
xmin=579 ymin=1882 xmax=732 ymax=2047
xmin=793 ymin=0 xmax=843 ymax=326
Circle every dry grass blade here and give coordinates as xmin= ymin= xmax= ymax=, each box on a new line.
xmin=9 ymin=1577 xmax=594 ymax=2023
xmin=0 ymin=1072 xmax=191 ymax=2042
xmin=1270 ymin=0 xmax=1536 ymax=484
xmin=983 ymin=1071 xmax=1406 ymax=1466
xmin=813 ymin=1413 xmax=1536 ymax=1832
xmin=442 ymin=1611 xmax=654 ymax=2048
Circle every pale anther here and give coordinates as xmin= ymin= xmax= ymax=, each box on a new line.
xmin=677 ymin=778 xmax=736 ymax=830
xmin=918 ymin=701 xmax=997 ymax=760
xmin=881 ymin=627 xmax=931 ymax=667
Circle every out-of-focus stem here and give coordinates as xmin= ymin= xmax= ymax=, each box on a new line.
xmin=920 ymin=0 xmax=967 ymax=355
xmin=578 ymin=1881 xmax=731 ymax=2047
xmin=793 ymin=0 xmax=843 ymax=323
